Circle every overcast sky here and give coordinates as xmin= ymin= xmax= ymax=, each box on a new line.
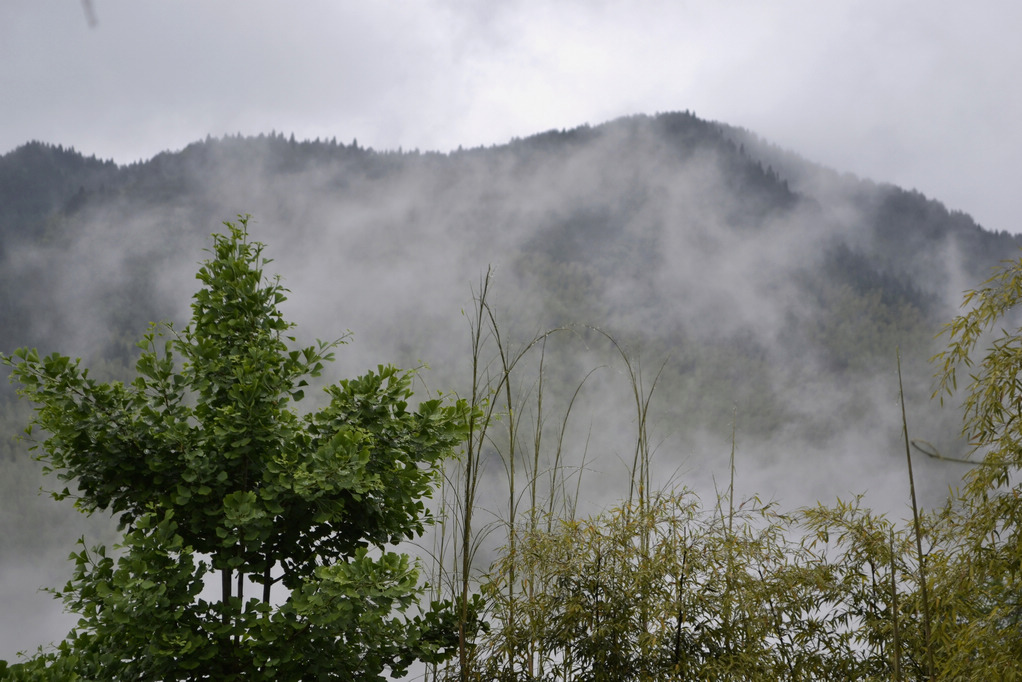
xmin=2 ymin=1 xmax=1020 ymax=233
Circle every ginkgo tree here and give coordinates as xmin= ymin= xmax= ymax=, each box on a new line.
xmin=1 ymin=217 xmax=475 ymax=680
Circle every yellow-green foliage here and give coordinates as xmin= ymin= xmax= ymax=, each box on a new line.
xmin=468 ymin=492 xmax=912 ymax=681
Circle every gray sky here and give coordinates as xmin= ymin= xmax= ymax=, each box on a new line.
xmin=2 ymin=1 xmax=1021 ymax=233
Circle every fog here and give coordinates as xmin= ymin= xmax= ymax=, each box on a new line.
xmin=0 ymin=114 xmax=1002 ymax=662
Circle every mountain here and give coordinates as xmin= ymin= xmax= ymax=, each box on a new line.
xmin=1 ymin=112 xmax=1016 ymax=434
xmin=0 ymin=141 xmax=118 ymax=245
xmin=1 ymin=111 xmax=1018 ymax=656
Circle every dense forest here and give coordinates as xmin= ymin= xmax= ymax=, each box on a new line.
xmin=2 ymin=111 xmax=1021 ymax=678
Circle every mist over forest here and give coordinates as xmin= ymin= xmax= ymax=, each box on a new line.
xmin=2 ymin=111 xmax=1019 ymax=662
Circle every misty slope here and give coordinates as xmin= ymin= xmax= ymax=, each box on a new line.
xmin=1 ymin=110 xmax=1017 ymax=441
xmin=1 ymin=113 xmax=1016 ymax=432
xmin=0 ymin=113 xmax=1017 ymax=512
xmin=2 ymin=110 xmax=1019 ymax=471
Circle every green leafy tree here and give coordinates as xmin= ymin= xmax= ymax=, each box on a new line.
xmin=1 ymin=218 xmax=474 ymax=680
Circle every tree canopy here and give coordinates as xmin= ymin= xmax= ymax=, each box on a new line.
xmin=1 ymin=217 xmax=473 ymax=680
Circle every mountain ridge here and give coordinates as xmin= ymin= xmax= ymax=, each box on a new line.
xmin=0 ymin=109 xmax=1016 ymax=457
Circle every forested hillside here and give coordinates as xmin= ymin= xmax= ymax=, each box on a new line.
xmin=2 ymin=113 xmax=1015 ymax=359
xmin=2 ymin=111 xmax=1021 ymax=668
